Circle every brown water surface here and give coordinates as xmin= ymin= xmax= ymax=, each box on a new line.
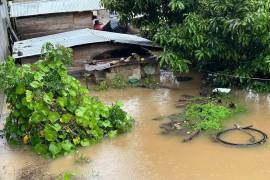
xmin=1 ymin=74 xmax=270 ymax=180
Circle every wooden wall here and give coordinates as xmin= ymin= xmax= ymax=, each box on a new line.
xmin=21 ymin=43 xmax=129 ymax=65
xmin=15 ymin=11 xmax=94 ymax=39
xmin=0 ymin=0 xmax=9 ymax=62
xmin=20 ymin=43 xmax=130 ymax=76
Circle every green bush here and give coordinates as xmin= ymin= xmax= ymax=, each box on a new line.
xmin=111 ymin=74 xmax=128 ymax=89
xmin=183 ymin=94 xmax=245 ymax=131
xmin=0 ymin=43 xmax=133 ymax=158
xmin=93 ymin=81 xmax=109 ymax=91
xmin=185 ymin=103 xmax=232 ymax=131
xmin=143 ymin=76 xmax=158 ymax=88
xmin=107 ymin=102 xmax=134 ymax=135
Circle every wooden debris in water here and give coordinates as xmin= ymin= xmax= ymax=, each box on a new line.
xmin=182 ymin=130 xmax=201 ymax=142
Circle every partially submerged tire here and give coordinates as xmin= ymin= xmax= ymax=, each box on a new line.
xmin=216 ymin=126 xmax=268 ymax=147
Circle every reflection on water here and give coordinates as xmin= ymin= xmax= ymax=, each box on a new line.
xmin=1 ymin=74 xmax=270 ymax=180
xmin=160 ymin=70 xmax=181 ymax=88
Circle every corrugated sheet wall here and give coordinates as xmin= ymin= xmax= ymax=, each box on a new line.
xmin=0 ymin=0 xmax=9 ymax=62
xmin=0 ymin=0 xmax=9 ymax=118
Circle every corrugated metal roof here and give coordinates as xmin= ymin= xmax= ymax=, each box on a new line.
xmin=10 ymin=0 xmax=103 ymax=18
xmin=13 ymin=28 xmax=157 ymax=59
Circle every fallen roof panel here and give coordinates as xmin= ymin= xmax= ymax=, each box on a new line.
xmin=13 ymin=29 xmax=157 ymax=59
xmin=10 ymin=0 xmax=103 ymax=18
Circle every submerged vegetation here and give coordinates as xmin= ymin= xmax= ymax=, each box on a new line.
xmin=103 ymin=0 xmax=270 ymax=91
xmin=0 ymin=44 xmax=134 ymax=158
xmin=184 ymin=96 xmax=244 ymax=131
xmin=142 ymin=75 xmax=159 ymax=89
xmin=111 ymin=74 xmax=128 ymax=89
xmin=159 ymin=93 xmax=245 ymax=140
xmin=93 ymin=75 xmax=128 ymax=91
xmin=93 ymin=75 xmax=159 ymax=91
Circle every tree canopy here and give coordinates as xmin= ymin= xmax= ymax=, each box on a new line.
xmin=102 ymin=0 xmax=270 ymax=91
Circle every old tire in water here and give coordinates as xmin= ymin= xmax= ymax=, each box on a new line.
xmin=216 ymin=126 xmax=268 ymax=147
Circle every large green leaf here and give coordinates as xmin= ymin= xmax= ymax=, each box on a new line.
xmin=51 ymin=123 xmax=61 ymax=132
xmin=48 ymin=112 xmax=60 ymax=123
xmin=30 ymin=111 xmax=44 ymax=123
xmin=80 ymin=139 xmax=90 ymax=147
xmin=49 ymin=142 xmax=62 ymax=156
xmin=61 ymin=140 xmax=74 ymax=152
xmin=44 ymin=125 xmax=58 ymax=142
xmin=25 ymin=90 xmax=33 ymax=102
xmin=30 ymin=81 xmax=42 ymax=88
xmin=43 ymin=92 xmax=53 ymax=104
xmin=61 ymin=113 xmax=73 ymax=123
xmin=57 ymin=97 xmax=67 ymax=108
xmin=15 ymin=85 xmax=25 ymax=95
xmin=34 ymin=143 xmax=48 ymax=155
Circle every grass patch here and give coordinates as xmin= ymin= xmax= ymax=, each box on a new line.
xmin=92 ymin=74 xmax=160 ymax=91
xmin=93 ymin=75 xmax=128 ymax=91
xmin=111 ymin=75 xmax=128 ymax=89
xmin=142 ymin=76 xmax=158 ymax=88
xmin=185 ymin=94 xmax=245 ymax=131
xmin=159 ymin=93 xmax=246 ymax=135
xmin=93 ymin=81 xmax=109 ymax=91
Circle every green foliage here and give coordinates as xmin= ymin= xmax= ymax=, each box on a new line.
xmin=143 ymin=76 xmax=158 ymax=88
xmin=0 ymin=43 xmax=134 ymax=158
xmin=100 ymin=102 xmax=134 ymax=137
xmin=111 ymin=75 xmax=128 ymax=89
xmin=103 ymin=0 xmax=270 ymax=91
xmin=184 ymin=95 xmax=244 ymax=131
xmin=93 ymin=81 xmax=109 ymax=91
xmin=55 ymin=172 xmax=75 ymax=180
xmin=185 ymin=103 xmax=232 ymax=131
xmin=93 ymin=75 xmax=128 ymax=91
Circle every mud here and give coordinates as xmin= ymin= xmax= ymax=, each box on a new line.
xmin=1 ymin=73 xmax=270 ymax=180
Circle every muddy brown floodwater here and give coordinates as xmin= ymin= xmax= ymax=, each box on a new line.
xmin=1 ymin=73 xmax=270 ymax=180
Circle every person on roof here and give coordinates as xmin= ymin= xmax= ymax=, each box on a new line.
xmin=94 ymin=19 xmax=104 ymax=30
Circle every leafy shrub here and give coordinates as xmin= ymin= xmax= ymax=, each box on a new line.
xmin=93 ymin=75 xmax=129 ymax=91
xmin=0 ymin=44 xmax=133 ymax=158
xmin=93 ymin=81 xmax=109 ymax=91
xmin=111 ymin=74 xmax=128 ymax=89
xmin=100 ymin=102 xmax=134 ymax=138
xmin=185 ymin=103 xmax=232 ymax=131
xmin=184 ymin=94 xmax=245 ymax=131
xmin=143 ymin=76 xmax=158 ymax=88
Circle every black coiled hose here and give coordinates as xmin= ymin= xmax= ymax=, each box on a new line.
xmin=216 ymin=125 xmax=268 ymax=147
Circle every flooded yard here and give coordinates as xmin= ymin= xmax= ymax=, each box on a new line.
xmin=1 ymin=74 xmax=270 ymax=180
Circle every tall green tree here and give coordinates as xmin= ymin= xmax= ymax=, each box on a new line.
xmin=103 ymin=0 xmax=270 ymax=91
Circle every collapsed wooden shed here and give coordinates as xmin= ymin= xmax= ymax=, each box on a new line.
xmin=12 ymin=28 xmax=161 ymax=83
xmin=9 ymin=0 xmax=103 ymax=40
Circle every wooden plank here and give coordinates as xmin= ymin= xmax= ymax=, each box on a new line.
xmin=16 ymin=12 xmax=94 ymax=39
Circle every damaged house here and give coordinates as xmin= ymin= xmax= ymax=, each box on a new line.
xmin=13 ymin=28 xmax=160 ymax=83
xmin=9 ymin=0 xmax=103 ymax=39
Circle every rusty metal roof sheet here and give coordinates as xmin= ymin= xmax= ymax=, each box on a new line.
xmin=10 ymin=0 xmax=103 ymax=18
xmin=13 ymin=28 xmax=157 ymax=59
